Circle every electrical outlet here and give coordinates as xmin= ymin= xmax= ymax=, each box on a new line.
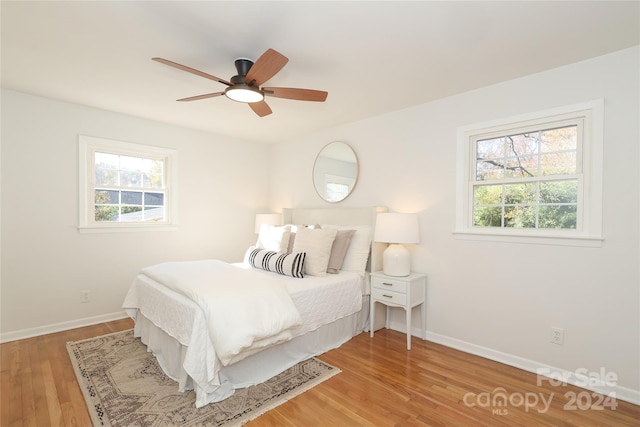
xmin=551 ymin=327 xmax=564 ymax=345
xmin=80 ymin=290 xmax=90 ymax=303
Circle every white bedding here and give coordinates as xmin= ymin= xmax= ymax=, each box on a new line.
xmin=140 ymin=260 xmax=302 ymax=366
xmin=122 ymin=261 xmax=363 ymax=407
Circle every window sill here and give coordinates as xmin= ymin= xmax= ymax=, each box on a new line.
xmin=453 ymin=230 xmax=603 ymax=248
xmin=78 ymin=224 xmax=178 ymax=234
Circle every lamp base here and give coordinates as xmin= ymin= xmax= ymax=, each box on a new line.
xmin=382 ymin=244 xmax=411 ymax=276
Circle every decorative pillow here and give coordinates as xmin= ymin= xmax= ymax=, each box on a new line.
xmin=286 ymin=224 xmax=321 ymax=254
xmin=326 ymin=229 xmax=355 ymax=274
xmin=291 ymin=227 xmax=337 ymax=276
xmin=321 ymin=225 xmax=371 ymax=273
xmin=256 ymin=224 xmax=291 ymax=252
xmin=248 ymin=248 xmax=306 ymax=278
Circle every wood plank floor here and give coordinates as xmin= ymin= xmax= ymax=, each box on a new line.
xmin=1 ymin=319 xmax=638 ymax=426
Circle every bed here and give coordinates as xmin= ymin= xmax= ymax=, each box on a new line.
xmin=122 ymin=207 xmax=387 ymax=407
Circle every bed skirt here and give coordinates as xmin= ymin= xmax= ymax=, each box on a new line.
xmin=132 ymin=295 xmax=370 ymax=407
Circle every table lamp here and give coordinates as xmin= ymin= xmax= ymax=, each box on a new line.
xmin=374 ymin=212 xmax=419 ymax=276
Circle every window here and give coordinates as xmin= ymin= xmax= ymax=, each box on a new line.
xmin=79 ymin=136 xmax=178 ymax=232
xmin=455 ymin=100 xmax=603 ymax=247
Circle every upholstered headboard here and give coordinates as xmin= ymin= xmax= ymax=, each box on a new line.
xmin=282 ymin=206 xmax=387 ymax=292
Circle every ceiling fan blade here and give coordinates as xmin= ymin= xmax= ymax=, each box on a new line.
xmin=249 ymin=100 xmax=273 ymax=117
xmin=263 ymin=87 xmax=328 ymax=102
xmin=245 ymin=49 xmax=288 ymax=87
xmin=176 ymin=92 xmax=225 ymax=102
xmin=152 ymin=57 xmax=232 ymax=86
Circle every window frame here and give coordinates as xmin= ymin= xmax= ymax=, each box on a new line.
xmin=454 ymin=100 xmax=604 ymax=247
xmin=78 ymin=135 xmax=178 ymax=233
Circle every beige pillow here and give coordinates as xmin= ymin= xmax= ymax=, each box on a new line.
xmin=326 ymin=229 xmax=355 ymax=274
xmin=321 ymin=225 xmax=372 ymax=273
xmin=291 ymin=227 xmax=337 ymax=276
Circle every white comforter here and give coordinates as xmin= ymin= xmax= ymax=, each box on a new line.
xmin=123 ymin=261 xmax=363 ymax=407
xmin=140 ymin=260 xmax=302 ymax=366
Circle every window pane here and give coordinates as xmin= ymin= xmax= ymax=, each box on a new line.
xmin=119 ymin=155 xmax=143 ymax=171
xmin=477 ymin=137 xmax=508 ymax=159
xmin=95 ymin=205 xmax=119 ymax=222
xmin=540 ymin=180 xmax=578 ymax=204
xmin=476 ymin=159 xmax=504 ymax=181
xmin=95 ymin=152 xmax=119 ymax=169
xmin=95 ymin=152 xmax=119 ymax=186
xmin=144 ymin=192 xmax=164 ymax=206
xmin=121 ymin=191 xmax=142 ymax=205
xmin=143 ymin=206 xmax=165 ymax=221
xmin=504 ymin=205 xmax=536 ymax=228
xmin=95 ymin=168 xmax=118 ymax=186
xmin=143 ymin=173 xmax=164 ymax=188
xmin=120 ymin=171 xmax=142 ymax=188
xmin=95 ymin=189 xmax=118 ymax=204
xmin=505 ymin=155 xmax=538 ymax=178
xmin=508 ymin=133 xmax=539 ymax=157
xmin=540 ymin=126 xmax=577 ymax=153
xmin=473 ymin=206 xmax=502 ymax=227
xmin=540 ymin=152 xmax=577 ymax=175
xmin=504 ymin=183 xmax=536 ymax=205
xmin=474 ymin=184 xmax=502 ymax=205
xmin=539 ymin=205 xmax=577 ymax=229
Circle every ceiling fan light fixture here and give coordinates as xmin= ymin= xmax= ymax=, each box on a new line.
xmin=224 ymin=85 xmax=264 ymax=103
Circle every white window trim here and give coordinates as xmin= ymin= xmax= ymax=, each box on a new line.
xmin=78 ymin=135 xmax=178 ymax=233
xmin=454 ymin=100 xmax=604 ymax=247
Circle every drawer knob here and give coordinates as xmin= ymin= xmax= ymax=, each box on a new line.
xmin=383 ymin=282 xmax=393 ymax=286
xmin=382 ymin=294 xmax=393 ymax=298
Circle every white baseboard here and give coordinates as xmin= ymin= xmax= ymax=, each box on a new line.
xmin=0 ymin=311 xmax=129 ymax=343
xmin=387 ymin=320 xmax=640 ymax=406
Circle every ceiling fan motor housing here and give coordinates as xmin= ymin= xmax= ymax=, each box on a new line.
xmin=234 ymin=58 xmax=254 ymax=78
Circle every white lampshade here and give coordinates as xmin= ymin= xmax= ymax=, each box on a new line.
xmin=254 ymin=213 xmax=282 ymax=233
xmin=374 ymin=213 xmax=419 ymax=244
xmin=374 ymin=213 xmax=419 ymax=276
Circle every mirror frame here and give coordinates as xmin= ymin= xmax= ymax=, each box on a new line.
xmin=313 ymin=141 xmax=359 ymax=203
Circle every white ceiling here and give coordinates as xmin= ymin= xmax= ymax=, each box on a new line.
xmin=2 ymin=1 xmax=638 ymax=144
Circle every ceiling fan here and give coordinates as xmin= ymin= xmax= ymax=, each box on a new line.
xmin=153 ymin=48 xmax=328 ymax=117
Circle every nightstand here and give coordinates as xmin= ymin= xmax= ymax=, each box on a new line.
xmin=370 ymin=271 xmax=426 ymax=350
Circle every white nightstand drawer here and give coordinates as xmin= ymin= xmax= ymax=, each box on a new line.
xmin=371 ymin=277 xmax=407 ymax=293
xmin=372 ymin=287 xmax=407 ymax=306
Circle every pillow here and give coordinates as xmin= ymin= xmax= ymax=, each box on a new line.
xmin=256 ymin=224 xmax=291 ymax=252
xmin=321 ymin=225 xmax=371 ymax=273
xmin=286 ymin=224 xmax=321 ymax=254
xmin=291 ymin=227 xmax=337 ymax=276
xmin=326 ymin=229 xmax=355 ymax=274
xmin=248 ymin=248 xmax=306 ymax=278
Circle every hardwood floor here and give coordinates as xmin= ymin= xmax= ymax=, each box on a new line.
xmin=1 ymin=319 xmax=638 ymax=426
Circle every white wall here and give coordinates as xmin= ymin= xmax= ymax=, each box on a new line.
xmin=268 ymin=47 xmax=640 ymax=397
xmin=1 ymin=90 xmax=269 ymax=338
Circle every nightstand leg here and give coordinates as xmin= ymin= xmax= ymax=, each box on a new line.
xmin=370 ymin=300 xmax=374 ymax=338
xmin=421 ymin=302 xmax=426 ymax=340
xmin=406 ymin=307 xmax=411 ymax=350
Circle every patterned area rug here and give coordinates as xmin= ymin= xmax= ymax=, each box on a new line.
xmin=67 ymin=329 xmax=340 ymax=426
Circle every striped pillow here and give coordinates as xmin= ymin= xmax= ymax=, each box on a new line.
xmin=248 ymin=248 xmax=306 ymax=278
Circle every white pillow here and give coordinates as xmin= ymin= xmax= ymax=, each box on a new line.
xmin=321 ymin=225 xmax=371 ymax=273
xmin=291 ymin=227 xmax=337 ymax=276
xmin=256 ymin=224 xmax=291 ymax=252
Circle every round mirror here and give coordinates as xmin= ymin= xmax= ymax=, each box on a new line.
xmin=313 ymin=142 xmax=359 ymax=203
